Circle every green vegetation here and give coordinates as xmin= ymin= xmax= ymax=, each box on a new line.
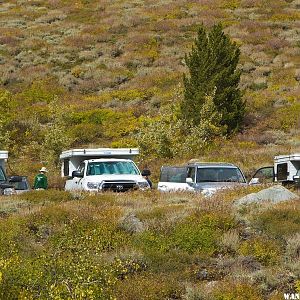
xmin=0 ymin=190 xmax=298 ymax=299
xmin=180 ymin=23 xmax=245 ymax=134
xmin=0 ymin=0 xmax=299 ymax=298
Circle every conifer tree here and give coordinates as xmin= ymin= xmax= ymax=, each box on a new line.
xmin=180 ymin=23 xmax=245 ymax=134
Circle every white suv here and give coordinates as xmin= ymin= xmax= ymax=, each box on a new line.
xmin=158 ymin=162 xmax=247 ymax=195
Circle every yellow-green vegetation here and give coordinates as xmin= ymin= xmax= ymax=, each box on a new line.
xmin=0 ymin=189 xmax=299 ymax=299
xmin=0 ymin=0 xmax=298 ymax=176
xmin=0 ymin=0 xmax=299 ymax=297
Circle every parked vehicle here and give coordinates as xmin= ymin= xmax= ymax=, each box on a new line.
xmin=8 ymin=176 xmax=31 ymax=194
xmin=158 ymin=162 xmax=247 ymax=195
xmin=249 ymin=153 xmax=300 ymax=186
xmin=0 ymin=151 xmax=23 ymax=195
xmin=60 ymin=148 xmax=151 ymax=192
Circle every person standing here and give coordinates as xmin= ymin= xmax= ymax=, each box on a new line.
xmin=33 ymin=167 xmax=48 ymax=190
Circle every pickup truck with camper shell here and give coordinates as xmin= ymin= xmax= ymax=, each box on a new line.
xmin=249 ymin=153 xmax=300 ymax=187
xmin=60 ymin=148 xmax=151 ymax=192
xmin=158 ymin=161 xmax=247 ymax=196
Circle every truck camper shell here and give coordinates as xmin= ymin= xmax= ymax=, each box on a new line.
xmin=274 ymin=153 xmax=300 ymax=182
xmin=249 ymin=153 xmax=300 ymax=185
xmin=59 ymin=148 xmax=139 ymax=177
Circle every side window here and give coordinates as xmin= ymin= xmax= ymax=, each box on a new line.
xmin=78 ymin=163 xmax=85 ymax=175
xmin=187 ymin=167 xmax=196 ymax=182
xmin=63 ymin=159 xmax=70 ymax=177
xmin=253 ymin=167 xmax=274 ymax=183
xmin=160 ymin=167 xmax=187 ymax=183
xmin=277 ymin=163 xmax=288 ymax=181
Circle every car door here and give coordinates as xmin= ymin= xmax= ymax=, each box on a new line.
xmin=249 ymin=166 xmax=274 ymax=185
xmin=65 ymin=162 xmax=85 ymax=191
xmin=158 ymin=166 xmax=189 ymax=191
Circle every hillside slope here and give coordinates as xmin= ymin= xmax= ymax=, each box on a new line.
xmin=0 ymin=0 xmax=299 ymax=177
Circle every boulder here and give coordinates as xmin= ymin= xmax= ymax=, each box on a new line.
xmin=235 ymin=185 xmax=299 ymax=205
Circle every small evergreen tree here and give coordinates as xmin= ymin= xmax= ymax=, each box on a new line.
xmin=180 ymin=23 xmax=245 ymax=134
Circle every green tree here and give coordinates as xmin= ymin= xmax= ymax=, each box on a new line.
xmin=180 ymin=23 xmax=245 ymax=134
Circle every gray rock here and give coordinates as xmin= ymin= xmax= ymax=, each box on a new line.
xmin=119 ymin=213 xmax=145 ymax=234
xmin=235 ymin=185 xmax=299 ymax=205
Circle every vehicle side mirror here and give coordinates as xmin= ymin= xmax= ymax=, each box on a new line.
xmin=72 ymin=171 xmax=84 ymax=178
xmin=142 ymin=169 xmax=151 ymax=177
xmin=293 ymin=175 xmax=300 ymax=181
xmin=186 ymin=177 xmax=194 ymax=184
xmin=8 ymin=176 xmax=23 ymax=182
xmin=249 ymin=177 xmax=260 ymax=185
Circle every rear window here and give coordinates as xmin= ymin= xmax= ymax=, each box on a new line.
xmin=160 ymin=167 xmax=187 ymax=183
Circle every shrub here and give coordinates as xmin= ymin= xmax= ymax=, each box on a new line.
xmin=270 ymin=103 xmax=300 ymax=132
xmin=285 ymin=233 xmax=300 ymax=262
xmin=17 ymin=190 xmax=74 ymax=204
xmin=220 ymin=229 xmax=240 ymax=253
xmin=252 ymin=206 xmax=300 ymax=238
xmin=134 ymin=212 xmax=235 ymax=256
xmin=239 ymin=238 xmax=281 ymax=265
xmin=114 ymin=274 xmax=184 ymax=300
xmin=69 ymin=123 xmax=103 ymax=143
xmin=213 ymin=281 xmax=262 ymax=300
xmin=0 ymin=202 xmax=133 ymax=299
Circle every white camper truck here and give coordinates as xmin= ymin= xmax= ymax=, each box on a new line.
xmin=250 ymin=153 xmax=300 ymax=186
xmin=60 ymin=148 xmax=151 ymax=192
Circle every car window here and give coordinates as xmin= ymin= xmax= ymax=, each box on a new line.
xmin=196 ymin=167 xmax=245 ymax=183
xmin=11 ymin=180 xmax=28 ymax=190
xmin=78 ymin=163 xmax=85 ymax=174
xmin=252 ymin=167 xmax=274 ymax=183
xmin=86 ymin=161 xmax=139 ymax=175
xmin=160 ymin=167 xmax=187 ymax=183
xmin=0 ymin=167 xmax=6 ymax=181
xmin=187 ymin=167 xmax=196 ymax=182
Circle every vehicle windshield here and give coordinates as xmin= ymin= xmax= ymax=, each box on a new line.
xmin=197 ymin=167 xmax=245 ymax=183
xmin=10 ymin=180 xmax=28 ymax=190
xmin=160 ymin=167 xmax=187 ymax=183
xmin=86 ymin=161 xmax=140 ymax=176
xmin=0 ymin=167 xmax=6 ymax=181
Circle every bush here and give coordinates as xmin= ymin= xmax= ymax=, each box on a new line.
xmin=17 ymin=190 xmax=74 ymax=204
xmin=135 ymin=212 xmax=235 ymax=255
xmin=213 ymin=281 xmax=262 ymax=300
xmin=239 ymin=238 xmax=281 ymax=265
xmin=114 ymin=274 xmax=183 ymax=300
xmin=252 ymin=206 xmax=300 ymax=238
xmin=69 ymin=123 xmax=103 ymax=143
xmin=0 ymin=203 xmax=132 ymax=299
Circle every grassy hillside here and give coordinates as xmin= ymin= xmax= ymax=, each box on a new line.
xmin=0 ymin=1 xmax=300 ymax=298
xmin=0 ymin=0 xmax=299 ymax=180
xmin=0 ymin=188 xmax=299 ymax=299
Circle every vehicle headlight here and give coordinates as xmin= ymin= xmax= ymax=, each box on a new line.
xmin=87 ymin=182 xmax=99 ymax=189
xmin=137 ymin=181 xmax=150 ymax=189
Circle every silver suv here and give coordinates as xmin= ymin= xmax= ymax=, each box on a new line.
xmin=158 ymin=162 xmax=247 ymax=195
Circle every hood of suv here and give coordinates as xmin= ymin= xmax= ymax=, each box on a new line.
xmin=196 ymin=181 xmax=247 ymax=196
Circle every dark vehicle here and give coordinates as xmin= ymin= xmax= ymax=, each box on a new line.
xmin=0 ymin=167 xmax=23 ymax=195
xmin=8 ymin=176 xmax=30 ymax=194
